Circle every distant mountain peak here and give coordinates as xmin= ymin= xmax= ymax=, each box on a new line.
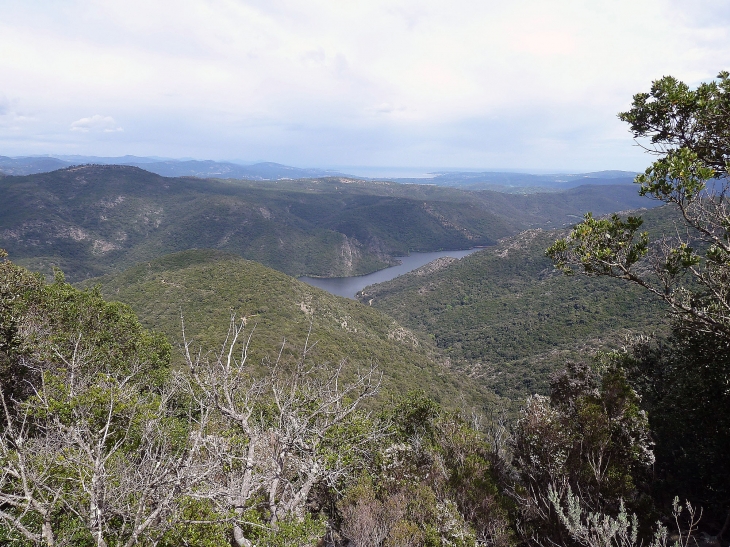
xmin=0 ymin=155 xmax=640 ymax=190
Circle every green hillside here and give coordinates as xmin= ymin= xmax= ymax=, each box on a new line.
xmin=86 ymin=249 xmax=501 ymax=409
xmin=1 ymin=165 xmax=657 ymax=282
xmin=0 ymin=166 xmax=503 ymax=281
xmin=232 ymin=175 xmax=656 ymax=229
xmin=358 ymin=206 xmax=677 ymax=404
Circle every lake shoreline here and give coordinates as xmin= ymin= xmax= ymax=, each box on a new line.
xmin=299 ymin=247 xmax=484 ymax=299
xmin=300 ymin=246 xmax=488 ymax=281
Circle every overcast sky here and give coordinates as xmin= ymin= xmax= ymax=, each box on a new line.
xmin=1 ymin=0 xmax=729 ymax=173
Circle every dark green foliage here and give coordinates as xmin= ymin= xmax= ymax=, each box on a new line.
xmin=616 ymin=329 xmax=730 ymax=526
xmin=0 ymin=248 xmax=171 ymax=404
xmin=553 ymin=72 xmax=730 ymax=338
xmin=541 ymin=70 xmax=730 ymax=541
xmin=547 ymin=212 xmax=649 ymax=277
xmin=511 ymin=362 xmax=654 ymax=547
xmin=336 ymin=393 xmax=513 ymax=546
xmin=157 ymin=498 xmax=231 ymax=547
xmin=619 ymin=71 xmax=730 ymax=175
xmin=360 ymin=222 xmax=671 ymax=404
xmin=0 ymin=251 xmax=183 ymax=546
xmin=85 ymin=249 xmax=499 ymax=409
xmin=0 ymin=249 xmax=44 ymax=403
xmin=389 ymin=390 xmax=442 ymax=439
xmin=240 ymin=513 xmax=326 ymax=547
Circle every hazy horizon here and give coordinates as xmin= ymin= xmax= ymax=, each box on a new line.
xmin=2 ymin=1 xmax=728 ymax=172
xmin=0 ymin=153 xmax=642 ymax=178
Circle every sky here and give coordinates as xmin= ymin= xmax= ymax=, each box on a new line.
xmin=1 ymin=0 xmax=729 ymax=173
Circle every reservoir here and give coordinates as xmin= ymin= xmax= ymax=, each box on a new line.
xmin=299 ymin=248 xmax=482 ymax=299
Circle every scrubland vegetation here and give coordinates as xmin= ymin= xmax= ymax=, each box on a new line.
xmin=1 ymin=72 xmax=729 ymax=546
xmin=0 ymin=164 xmax=652 ymax=283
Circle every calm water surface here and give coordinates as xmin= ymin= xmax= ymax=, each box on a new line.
xmin=299 ymin=248 xmax=482 ymax=299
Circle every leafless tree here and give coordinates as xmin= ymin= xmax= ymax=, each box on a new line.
xmin=339 ymin=491 xmax=406 ymax=547
xmin=185 ymin=315 xmax=382 ymax=547
xmin=0 ymin=389 xmax=65 ymax=546
xmin=0 ymin=334 xmax=214 ymax=547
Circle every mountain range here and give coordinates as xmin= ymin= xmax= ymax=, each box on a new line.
xmin=0 ymin=155 xmax=342 ymax=180
xmin=0 ymin=154 xmax=638 ymax=190
xmin=0 ymin=164 xmax=657 ymax=282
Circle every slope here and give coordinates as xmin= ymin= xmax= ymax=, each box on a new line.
xmin=87 ymin=249 xmax=500 ymax=409
xmin=0 ymin=165 xmax=513 ymax=281
xmin=358 ymin=206 xmax=677 ymax=405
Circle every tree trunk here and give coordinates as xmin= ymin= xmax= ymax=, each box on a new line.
xmin=233 ymin=524 xmax=253 ymax=547
xmin=42 ymin=516 xmax=55 ymax=547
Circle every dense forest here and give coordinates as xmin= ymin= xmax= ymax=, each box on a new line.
xmin=0 ymin=165 xmax=653 ymax=282
xmin=0 ymin=72 xmax=729 ymax=546
xmin=356 ymin=216 xmax=672 ymax=404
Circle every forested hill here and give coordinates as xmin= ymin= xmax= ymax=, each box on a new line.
xmin=85 ymin=248 xmax=500 ymax=409
xmin=0 ymin=165 xmax=506 ymax=280
xmin=0 ymin=164 xmax=657 ymax=282
xmin=358 ymin=206 xmax=677 ymax=403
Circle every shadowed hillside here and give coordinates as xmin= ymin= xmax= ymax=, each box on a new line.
xmin=85 ymin=248 xmax=502 ymax=409
xmin=0 ymin=164 xmax=658 ymax=283
xmin=0 ymin=165 xmax=508 ymax=280
xmin=358 ymin=207 xmax=678 ymax=404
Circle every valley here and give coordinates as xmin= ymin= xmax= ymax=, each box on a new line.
xmin=357 ymin=212 xmax=675 ymax=404
xmin=299 ymin=247 xmax=481 ymax=298
xmin=3 ymin=7 xmax=728 ymax=542
xmin=0 ymin=163 xmax=670 ymax=409
xmin=0 ymin=161 xmax=718 ymax=543
xmin=0 ymin=164 xmax=656 ymax=283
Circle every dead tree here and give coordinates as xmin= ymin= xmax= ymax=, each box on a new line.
xmin=186 ymin=316 xmax=382 ymax=547
xmin=0 ymin=336 xmax=214 ymax=546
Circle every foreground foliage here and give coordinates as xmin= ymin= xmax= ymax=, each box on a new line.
xmin=510 ymin=362 xmax=654 ymax=547
xmin=0 ymin=249 xmax=187 ymax=545
xmin=548 ymin=70 xmax=730 ymax=535
xmin=615 ymin=328 xmax=730 ymax=519
xmin=337 ymin=392 xmax=513 ymax=547
xmin=0 ymin=251 xmax=516 ymax=546
xmin=548 ymin=71 xmax=730 ymax=338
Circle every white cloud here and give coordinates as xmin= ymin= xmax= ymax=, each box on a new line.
xmin=0 ymin=0 xmax=728 ymax=168
xmin=70 ymin=115 xmax=123 ymax=133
